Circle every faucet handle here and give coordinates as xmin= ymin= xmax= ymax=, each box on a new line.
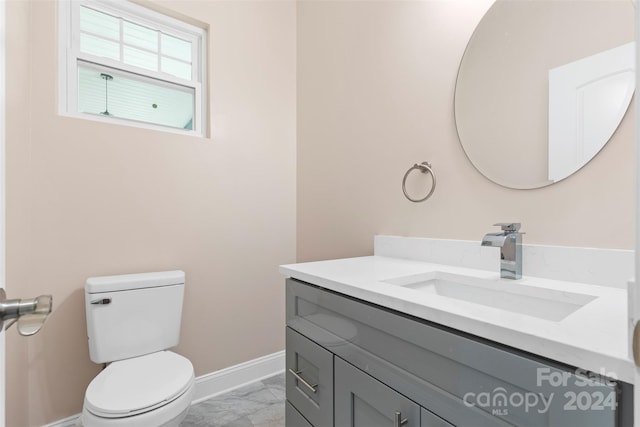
xmin=493 ymin=222 xmax=521 ymax=233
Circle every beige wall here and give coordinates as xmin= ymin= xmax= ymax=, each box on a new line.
xmin=297 ymin=0 xmax=635 ymax=263
xmin=6 ymin=0 xmax=296 ymax=425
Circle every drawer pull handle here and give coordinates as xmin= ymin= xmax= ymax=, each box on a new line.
xmin=288 ymin=368 xmax=318 ymax=394
xmin=394 ymin=411 xmax=408 ymax=427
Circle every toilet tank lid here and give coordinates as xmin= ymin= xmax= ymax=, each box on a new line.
xmin=86 ymin=270 xmax=185 ymax=294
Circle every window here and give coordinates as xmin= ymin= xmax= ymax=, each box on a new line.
xmin=59 ymin=0 xmax=206 ymax=136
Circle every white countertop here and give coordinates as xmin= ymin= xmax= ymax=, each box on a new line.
xmin=280 ymin=255 xmax=634 ymax=384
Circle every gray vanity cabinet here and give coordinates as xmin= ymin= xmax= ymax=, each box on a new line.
xmin=285 ymin=278 xmax=631 ymax=427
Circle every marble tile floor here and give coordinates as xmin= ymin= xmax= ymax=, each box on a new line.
xmin=180 ymin=373 xmax=286 ymax=427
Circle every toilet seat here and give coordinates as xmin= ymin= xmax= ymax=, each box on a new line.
xmin=85 ymin=351 xmax=194 ymax=418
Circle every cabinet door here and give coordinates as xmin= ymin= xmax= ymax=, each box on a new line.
xmin=286 ymin=327 xmax=333 ymax=427
xmin=335 ymin=357 xmax=420 ymax=427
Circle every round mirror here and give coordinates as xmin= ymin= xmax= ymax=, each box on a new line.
xmin=454 ymin=0 xmax=635 ymax=189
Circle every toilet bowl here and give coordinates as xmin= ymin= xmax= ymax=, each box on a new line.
xmin=82 ymin=351 xmax=195 ymax=427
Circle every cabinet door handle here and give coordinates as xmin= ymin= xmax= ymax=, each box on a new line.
xmin=394 ymin=411 xmax=408 ymax=427
xmin=288 ymin=368 xmax=318 ymax=394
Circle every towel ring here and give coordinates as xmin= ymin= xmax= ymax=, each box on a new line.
xmin=402 ymin=161 xmax=436 ymax=203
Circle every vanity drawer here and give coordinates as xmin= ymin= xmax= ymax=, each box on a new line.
xmin=286 ymin=327 xmax=333 ymax=427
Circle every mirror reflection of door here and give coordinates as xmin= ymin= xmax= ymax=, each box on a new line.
xmin=548 ymin=42 xmax=635 ymax=182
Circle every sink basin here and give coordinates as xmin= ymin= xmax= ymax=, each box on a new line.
xmin=380 ymin=271 xmax=597 ymax=321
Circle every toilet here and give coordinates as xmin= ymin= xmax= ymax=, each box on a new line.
xmin=82 ymin=271 xmax=195 ymax=427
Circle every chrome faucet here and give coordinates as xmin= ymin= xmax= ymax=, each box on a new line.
xmin=481 ymin=223 xmax=524 ymax=280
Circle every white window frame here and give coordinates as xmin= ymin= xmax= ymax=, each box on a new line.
xmin=58 ymin=0 xmax=207 ymax=137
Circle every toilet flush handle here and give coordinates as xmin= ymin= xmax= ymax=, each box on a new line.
xmin=90 ymin=298 xmax=112 ymax=305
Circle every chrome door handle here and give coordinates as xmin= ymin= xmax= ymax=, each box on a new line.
xmin=288 ymin=368 xmax=318 ymax=393
xmin=394 ymin=411 xmax=408 ymax=427
xmin=0 ymin=289 xmax=53 ymax=336
xmin=633 ymin=321 xmax=640 ymax=367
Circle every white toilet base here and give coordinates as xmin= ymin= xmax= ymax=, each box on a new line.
xmin=81 ymin=382 xmax=194 ymax=427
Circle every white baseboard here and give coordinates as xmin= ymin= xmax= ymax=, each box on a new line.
xmin=192 ymin=350 xmax=285 ymax=404
xmin=42 ymin=350 xmax=285 ymax=427
xmin=42 ymin=414 xmax=80 ymax=427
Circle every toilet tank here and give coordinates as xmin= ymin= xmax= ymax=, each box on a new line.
xmin=85 ymin=271 xmax=185 ymax=364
